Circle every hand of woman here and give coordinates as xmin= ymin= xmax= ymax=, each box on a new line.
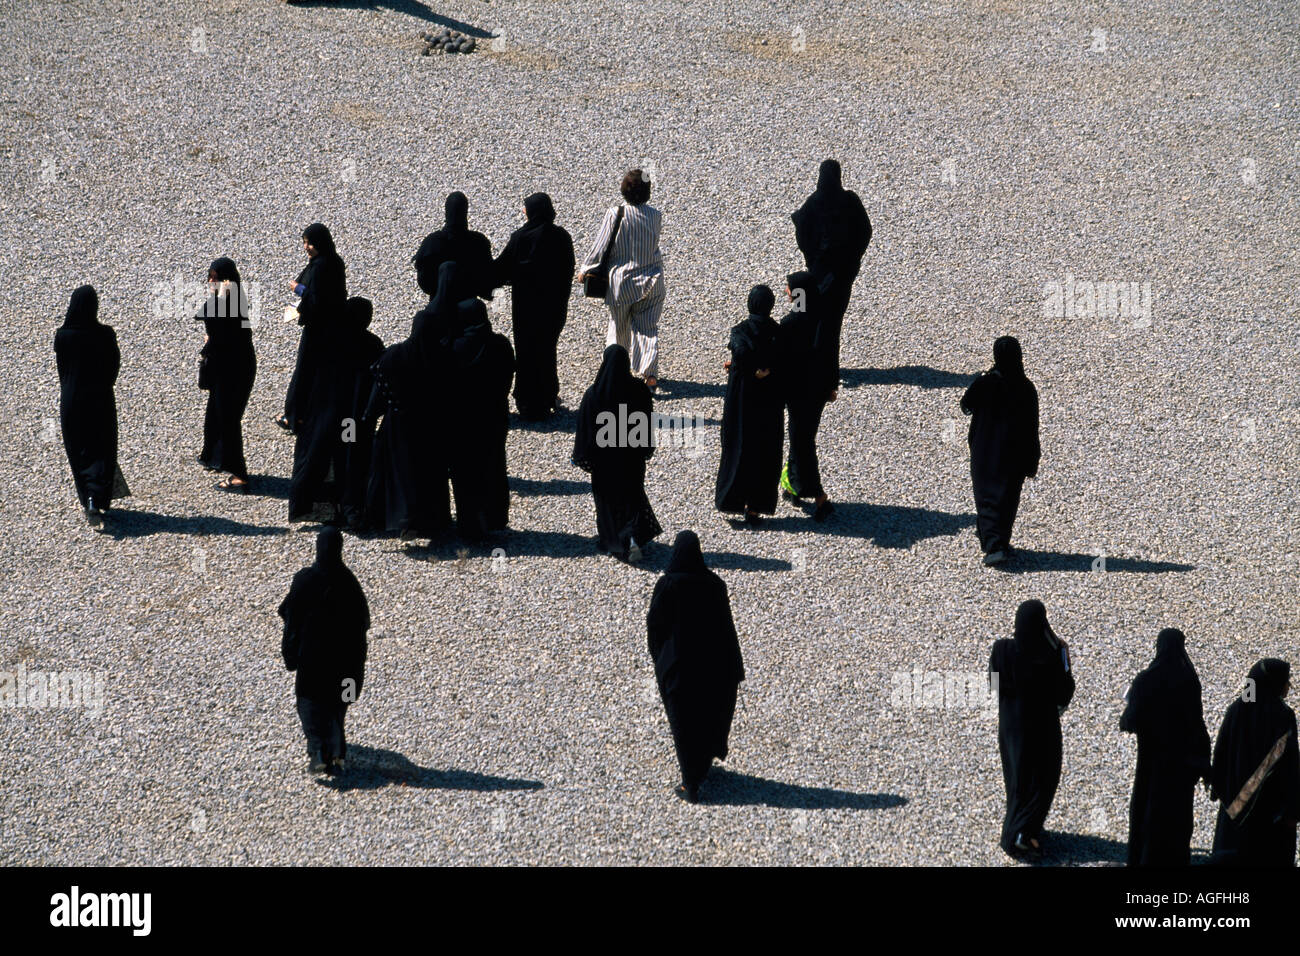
xmin=755 ymin=368 xmax=770 ymax=380
xmin=723 ymin=360 xmax=732 ymax=371
xmin=828 ymin=388 xmax=839 ymax=402
xmin=289 ymin=281 xmax=299 ymax=293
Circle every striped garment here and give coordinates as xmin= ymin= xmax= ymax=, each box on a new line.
xmin=581 ymin=202 xmax=666 ymax=308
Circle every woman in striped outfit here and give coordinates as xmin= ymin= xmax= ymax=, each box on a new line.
xmin=578 ymin=169 xmax=666 ymax=388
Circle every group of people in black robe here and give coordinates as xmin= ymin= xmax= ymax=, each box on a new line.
xmin=991 ymin=599 xmax=1299 ymax=865
xmin=48 ymin=159 xmax=1296 ymax=864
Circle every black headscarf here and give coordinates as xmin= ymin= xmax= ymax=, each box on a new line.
xmin=62 ymin=285 xmax=99 ymax=329
xmin=666 ymin=530 xmax=709 ymax=574
xmin=524 ymin=192 xmax=555 ymax=225
xmin=747 ymin=284 xmax=775 ymax=318
xmin=993 ymin=335 xmax=1026 ymax=379
xmin=200 ymin=257 xmax=248 ymax=322
xmin=445 ymin=191 xmax=469 ymax=233
xmin=302 ymin=222 xmax=336 ymax=256
xmin=816 ymin=159 xmax=843 ymax=192
xmin=315 ymin=525 xmax=344 ymax=567
xmin=346 ymin=296 xmax=373 ymax=330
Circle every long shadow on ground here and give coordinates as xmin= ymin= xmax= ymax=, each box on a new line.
xmin=101 ymin=509 xmax=285 ymax=540
xmin=841 ymin=366 xmax=976 ymax=390
xmin=999 ymin=551 xmax=1195 ymax=574
xmin=653 ymin=378 xmax=726 ymax=401
xmin=761 ymin=501 xmax=976 ymax=549
xmin=1017 ymin=832 xmax=1128 ymax=866
xmin=317 ymin=745 xmax=544 ymax=793
xmin=288 ymin=0 xmax=494 ymax=34
xmin=699 ymin=768 xmax=907 ymax=810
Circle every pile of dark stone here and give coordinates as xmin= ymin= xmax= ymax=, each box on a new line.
xmin=420 ymin=29 xmax=477 ymax=55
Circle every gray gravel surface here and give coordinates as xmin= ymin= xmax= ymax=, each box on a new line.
xmin=1 ymin=0 xmax=1297 ymax=866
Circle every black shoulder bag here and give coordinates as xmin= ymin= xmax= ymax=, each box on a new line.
xmin=583 ymin=205 xmax=625 ymax=299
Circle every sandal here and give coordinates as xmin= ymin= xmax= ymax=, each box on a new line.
xmin=216 ymin=476 xmax=250 ymax=494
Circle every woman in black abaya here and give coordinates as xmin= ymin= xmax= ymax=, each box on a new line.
xmin=279 ymin=527 xmax=370 ymax=775
xmin=289 ymin=294 xmax=384 ymax=525
xmin=716 ymin=284 xmax=783 ymax=525
xmin=55 ymin=285 xmax=128 ymax=529
xmin=646 ymin=531 xmax=746 ymax=803
xmin=1209 ymin=658 xmax=1299 ymax=866
xmin=196 ymin=258 xmax=256 ymax=491
xmin=791 ymin=158 xmax=871 ymax=354
xmin=365 ymin=280 xmax=453 ymax=538
xmin=1120 ymin=628 xmax=1212 ymax=866
xmin=960 ymin=336 xmax=1040 ymax=566
xmin=446 ymin=300 xmax=515 ymax=541
xmin=413 ymin=191 xmax=494 ymax=302
xmin=491 ymin=192 xmax=575 ymax=420
xmin=989 ymin=599 xmax=1074 ymax=855
xmin=339 ymin=297 xmax=385 ymax=530
xmin=572 ymin=344 xmax=662 ymax=561
xmin=279 ymin=223 xmax=347 ymax=432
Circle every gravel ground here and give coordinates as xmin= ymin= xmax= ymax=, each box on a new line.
xmin=1 ymin=0 xmax=1297 ymax=866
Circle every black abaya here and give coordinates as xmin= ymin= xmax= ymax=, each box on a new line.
xmin=413 ymin=191 xmax=494 ymax=300
xmin=284 ymin=223 xmax=348 ymax=430
xmin=716 ymin=286 xmax=783 ymax=514
xmin=960 ymin=337 xmax=1040 ymax=554
xmin=55 ymin=285 xmax=127 ymax=513
xmin=446 ymin=301 xmax=515 ymax=540
xmin=646 ymin=531 xmax=746 ymax=798
xmin=989 ymin=600 xmax=1075 ymax=854
xmin=196 ymin=258 xmax=256 ymax=480
xmin=491 ymin=192 xmax=575 ymax=419
xmin=1120 ymin=628 xmax=1212 ymax=866
xmin=364 ymin=286 xmax=452 ymax=536
xmin=573 ymin=345 xmax=662 ymax=556
xmin=278 ymin=528 xmax=369 ymax=765
xmin=339 ymin=298 xmax=385 ymax=529
xmin=1209 ymin=658 xmax=1299 ymax=866
xmin=290 ymin=295 xmax=384 ymax=525
xmin=791 ymin=159 xmax=871 ymax=360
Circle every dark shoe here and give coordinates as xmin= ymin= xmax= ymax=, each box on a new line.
xmin=983 ymin=549 xmax=1007 ymax=566
xmin=85 ymin=507 xmax=105 ymax=531
xmin=326 ymin=758 xmax=346 ymax=776
xmin=744 ymin=510 xmax=764 ymax=527
xmin=197 ymin=456 xmax=218 ymax=471
xmin=215 ymin=477 xmax=249 ymax=494
xmin=626 ymin=538 xmax=642 ymax=563
xmin=813 ymin=500 xmax=835 ymax=522
xmin=307 ymin=755 xmax=327 ymax=775
xmin=674 ymin=784 xmax=699 ymax=804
